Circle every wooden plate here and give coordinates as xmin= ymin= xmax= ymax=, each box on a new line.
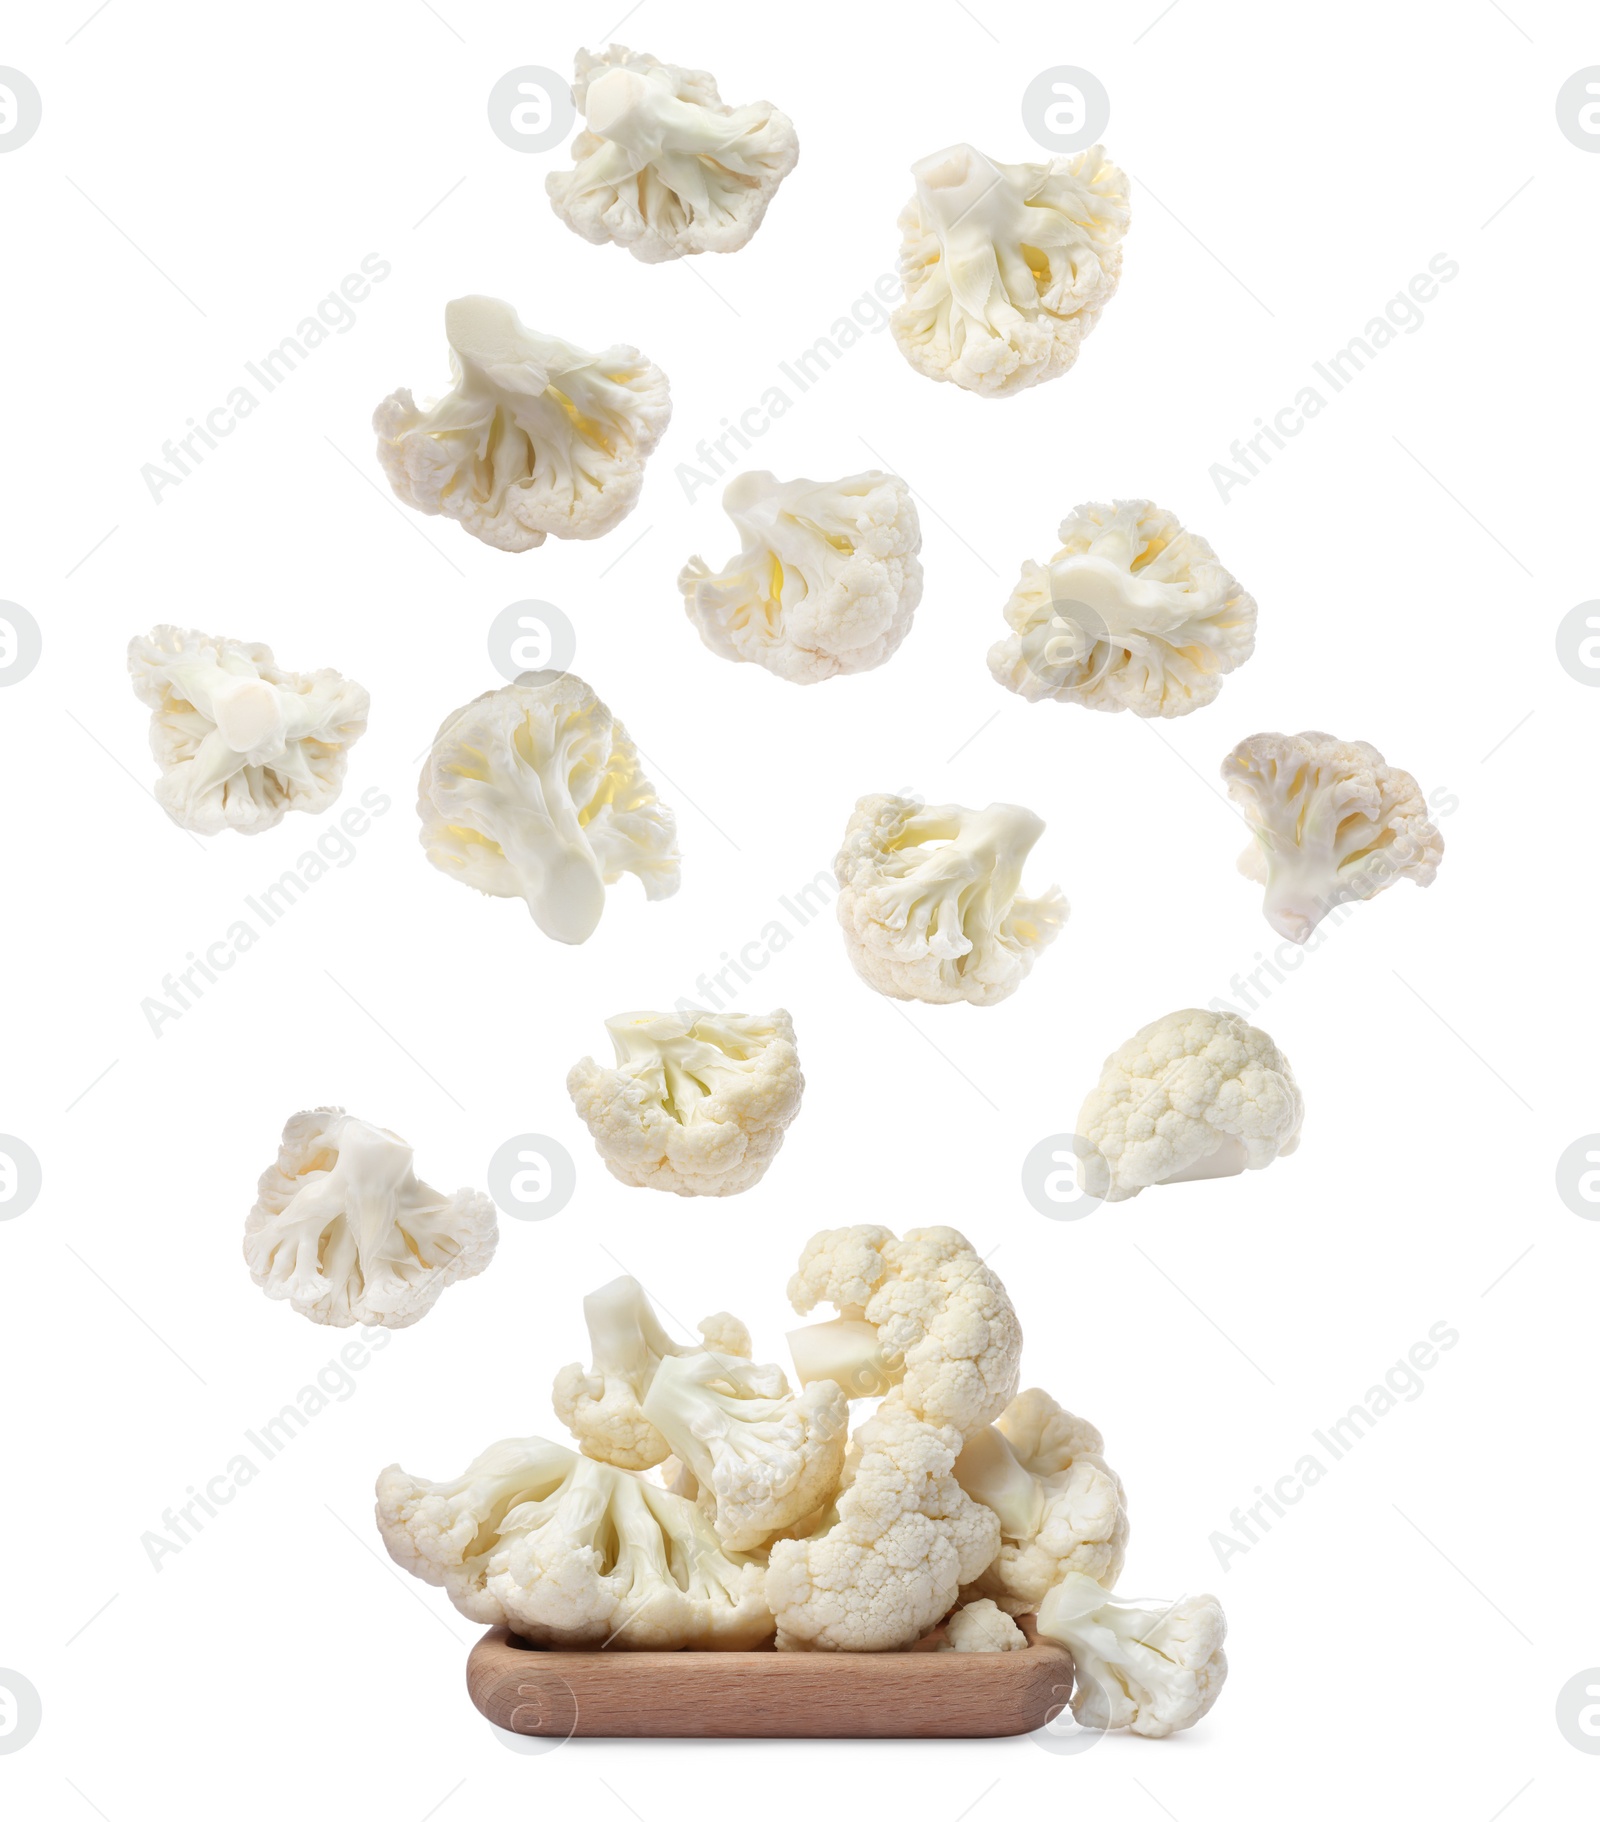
xmin=467 ymin=1617 xmax=1073 ymax=1739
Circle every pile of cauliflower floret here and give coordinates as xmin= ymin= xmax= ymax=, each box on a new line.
xmin=377 ymin=1224 xmax=1227 ymax=1739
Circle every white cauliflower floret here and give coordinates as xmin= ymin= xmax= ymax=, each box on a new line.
xmin=955 ymin=1389 xmax=1127 ymax=1614
xmin=940 ymin=1598 xmax=1028 ymax=1653
xmin=787 ymin=1225 xmax=1022 ymax=1440
xmin=1036 ymin=1573 xmax=1228 ymax=1737
xmin=988 ymin=499 xmax=1256 ymax=719
xmin=547 ymin=44 xmax=797 ymax=263
xmin=244 ymin=1109 xmax=495 ymax=1329
xmin=417 ymin=671 xmax=678 ymax=945
xmin=765 ymin=1404 xmax=1000 ymax=1651
xmin=567 ymin=1009 xmax=803 ymax=1196
xmin=642 ymin=1349 xmax=848 ymax=1551
xmin=892 ymin=142 xmax=1129 ymax=398
xmin=678 ymin=470 xmax=923 ymax=683
xmin=374 ymin=295 xmax=670 ymax=551
xmin=376 ymin=1435 xmax=772 ymax=1649
xmin=552 ymin=1275 xmax=767 ymax=1470
xmin=1078 ymin=1009 xmax=1304 ymax=1202
xmin=1222 ymin=730 xmax=1445 ymax=943
xmin=128 ymin=626 xmax=368 ymax=835
xmin=835 ymin=795 xmax=1066 ymax=1006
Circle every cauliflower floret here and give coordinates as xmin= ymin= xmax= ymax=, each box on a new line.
xmin=892 ymin=142 xmax=1130 ymax=398
xmin=678 ymin=470 xmax=923 ymax=683
xmin=787 ymin=1225 xmax=1022 ymax=1440
xmin=939 ymin=1598 xmax=1028 ymax=1653
xmin=1078 ymin=1009 xmax=1304 ymax=1202
xmin=244 ymin=1109 xmax=496 ymax=1329
xmin=128 ymin=626 xmax=368 ymax=835
xmin=567 ymin=1009 xmax=804 ymax=1196
xmin=835 ymin=795 xmax=1066 ymax=1006
xmin=376 ymin=1435 xmax=773 ymax=1649
xmin=988 ymin=499 xmax=1256 ymax=719
xmin=1036 ymin=1573 xmax=1228 ymax=1737
xmin=373 ymin=295 xmax=670 ymax=551
xmin=1222 ymin=730 xmax=1445 ymax=943
xmin=766 ymin=1404 xmax=1001 ymax=1651
xmin=547 ymin=44 xmax=797 ymax=262
xmin=417 ymin=671 xmax=678 ymax=945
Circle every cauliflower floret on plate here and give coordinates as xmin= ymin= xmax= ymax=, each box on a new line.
xmin=939 ymin=1598 xmax=1028 ymax=1653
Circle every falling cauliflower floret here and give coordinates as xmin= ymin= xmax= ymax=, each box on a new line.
xmin=373 ymin=296 xmax=670 ymax=552
xmin=567 ymin=1010 xmax=803 ymax=1196
xmin=939 ymin=1598 xmax=1028 ymax=1653
xmin=547 ymin=44 xmax=798 ymax=262
xmin=417 ymin=670 xmax=678 ymax=946
xmin=988 ymin=499 xmax=1256 ymax=719
xmin=678 ymin=470 xmax=923 ymax=683
xmin=244 ymin=1109 xmax=496 ymax=1329
xmin=835 ymin=794 xmax=1066 ymax=1006
xmin=128 ymin=626 xmax=368 ymax=835
xmin=1223 ymin=730 xmax=1445 ymax=943
xmin=892 ymin=142 xmax=1130 ymax=398
xmin=1078 ymin=1009 xmax=1304 ymax=1202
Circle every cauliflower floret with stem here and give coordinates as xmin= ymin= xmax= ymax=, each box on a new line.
xmin=678 ymin=470 xmax=923 ymax=683
xmin=939 ymin=1598 xmax=1028 ymax=1653
xmin=1036 ymin=1573 xmax=1228 ymax=1737
xmin=417 ymin=670 xmax=678 ymax=945
xmin=1222 ymin=730 xmax=1445 ymax=943
xmin=128 ymin=626 xmax=368 ymax=835
xmin=547 ymin=44 xmax=798 ymax=262
xmin=567 ymin=1009 xmax=804 ymax=1196
xmin=373 ymin=295 xmax=670 ymax=551
xmin=988 ymin=499 xmax=1256 ymax=719
xmin=1078 ymin=1009 xmax=1304 ymax=1202
xmin=892 ymin=142 xmax=1130 ymax=398
xmin=244 ymin=1109 xmax=496 ymax=1329
xmin=835 ymin=794 xmax=1066 ymax=1006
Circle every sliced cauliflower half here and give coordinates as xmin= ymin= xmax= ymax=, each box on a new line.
xmin=547 ymin=44 xmax=798 ymax=262
xmin=835 ymin=794 xmax=1066 ymax=1006
xmin=1078 ymin=1008 xmax=1304 ymax=1202
xmin=244 ymin=1108 xmax=496 ymax=1329
xmin=417 ymin=670 xmax=678 ymax=945
xmin=1223 ymin=730 xmax=1445 ymax=943
xmin=128 ymin=626 xmax=368 ymax=835
xmin=988 ymin=499 xmax=1256 ymax=719
xmin=678 ymin=470 xmax=923 ymax=683
xmin=374 ymin=295 xmax=670 ymax=551
xmin=892 ymin=142 xmax=1130 ymax=398
xmin=567 ymin=1009 xmax=803 ymax=1196
xmin=940 ymin=1598 xmax=1028 ymax=1653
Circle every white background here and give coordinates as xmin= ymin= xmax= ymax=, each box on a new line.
xmin=2 ymin=0 xmax=1596 ymax=1816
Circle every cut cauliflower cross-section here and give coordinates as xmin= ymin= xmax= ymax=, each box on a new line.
xmin=417 ymin=671 xmax=678 ymax=945
xmin=128 ymin=626 xmax=369 ymax=835
xmin=988 ymin=499 xmax=1256 ymax=719
xmin=244 ymin=1109 xmax=496 ymax=1329
xmin=892 ymin=142 xmax=1130 ymax=398
xmin=374 ymin=295 xmax=670 ymax=552
xmin=568 ymin=1009 xmax=804 ymax=1196
xmin=678 ymin=470 xmax=923 ymax=683
xmin=835 ymin=794 xmax=1066 ymax=1006
xmin=1223 ymin=730 xmax=1445 ymax=943
xmin=547 ymin=44 xmax=798 ymax=262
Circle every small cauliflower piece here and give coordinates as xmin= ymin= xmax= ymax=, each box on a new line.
xmin=244 ymin=1109 xmax=496 ymax=1329
xmin=1036 ymin=1573 xmax=1228 ymax=1737
xmin=128 ymin=626 xmax=368 ymax=835
xmin=988 ymin=499 xmax=1256 ymax=719
xmin=374 ymin=295 xmax=670 ymax=551
xmin=547 ymin=44 xmax=797 ymax=262
xmin=1078 ymin=1009 xmax=1304 ymax=1202
xmin=835 ymin=794 xmax=1066 ymax=1006
xmin=1222 ymin=730 xmax=1445 ymax=943
xmin=766 ymin=1403 xmax=1001 ymax=1652
xmin=417 ymin=671 xmax=678 ymax=945
xmin=678 ymin=470 xmax=923 ymax=683
xmin=939 ymin=1598 xmax=1028 ymax=1653
xmin=892 ymin=142 xmax=1130 ymax=398
xmin=567 ymin=1009 xmax=803 ymax=1196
